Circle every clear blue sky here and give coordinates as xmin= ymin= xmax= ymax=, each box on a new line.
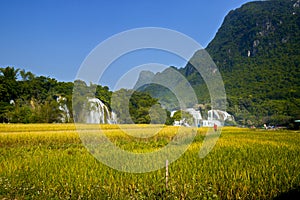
xmin=0 ymin=0 xmax=254 ymax=88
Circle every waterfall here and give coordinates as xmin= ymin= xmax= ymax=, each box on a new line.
xmin=57 ymin=96 xmax=70 ymax=123
xmin=208 ymin=110 xmax=233 ymax=121
xmin=86 ymin=98 xmax=117 ymax=124
xmin=172 ymin=108 xmax=202 ymax=127
xmin=185 ymin=108 xmax=202 ymax=127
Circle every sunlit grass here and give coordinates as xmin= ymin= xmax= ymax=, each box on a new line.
xmin=0 ymin=124 xmax=299 ymax=199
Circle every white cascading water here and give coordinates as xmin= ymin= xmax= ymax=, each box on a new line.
xmin=86 ymin=98 xmax=117 ymax=124
xmin=207 ymin=110 xmax=233 ymax=121
xmin=185 ymin=108 xmax=202 ymax=126
xmin=57 ymin=96 xmax=70 ymax=123
xmin=171 ymin=108 xmax=202 ymax=127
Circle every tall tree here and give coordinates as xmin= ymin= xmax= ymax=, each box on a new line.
xmin=0 ymin=66 xmax=19 ymax=102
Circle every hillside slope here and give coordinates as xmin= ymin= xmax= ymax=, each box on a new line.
xmin=138 ymin=0 xmax=300 ymax=127
xmin=205 ymin=0 xmax=300 ymax=126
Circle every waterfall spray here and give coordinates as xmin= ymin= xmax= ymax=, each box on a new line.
xmin=86 ymin=98 xmax=117 ymax=124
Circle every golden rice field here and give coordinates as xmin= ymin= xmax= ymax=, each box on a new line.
xmin=0 ymin=124 xmax=300 ymax=199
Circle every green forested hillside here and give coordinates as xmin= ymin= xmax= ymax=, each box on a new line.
xmin=139 ymin=0 xmax=300 ymax=128
xmin=0 ymin=67 xmax=167 ymax=124
xmin=0 ymin=67 xmax=74 ymax=123
xmin=205 ymin=0 xmax=300 ymax=127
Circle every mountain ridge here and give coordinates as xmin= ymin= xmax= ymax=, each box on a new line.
xmin=136 ymin=0 xmax=300 ymax=127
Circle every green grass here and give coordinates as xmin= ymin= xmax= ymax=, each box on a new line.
xmin=0 ymin=124 xmax=299 ymax=199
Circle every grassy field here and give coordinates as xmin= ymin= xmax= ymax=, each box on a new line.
xmin=0 ymin=124 xmax=299 ymax=199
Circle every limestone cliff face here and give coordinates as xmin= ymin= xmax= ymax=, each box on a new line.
xmin=135 ymin=0 xmax=300 ymax=126
xmin=205 ymin=0 xmax=300 ymax=70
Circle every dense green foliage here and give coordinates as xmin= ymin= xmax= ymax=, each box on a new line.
xmin=110 ymin=88 xmax=173 ymax=124
xmin=0 ymin=67 xmax=165 ymax=124
xmin=1 ymin=0 xmax=300 ymax=127
xmin=205 ymin=0 xmax=300 ymax=127
xmin=0 ymin=124 xmax=299 ymax=199
xmin=138 ymin=0 xmax=300 ymax=128
xmin=0 ymin=67 xmax=73 ymax=123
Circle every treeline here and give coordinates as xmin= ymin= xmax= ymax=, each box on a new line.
xmin=0 ymin=67 xmax=72 ymax=123
xmin=0 ymin=66 xmax=172 ymax=124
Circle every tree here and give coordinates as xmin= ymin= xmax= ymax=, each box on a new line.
xmin=0 ymin=66 xmax=19 ymax=102
xmin=20 ymin=69 xmax=35 ymax=81
xmin=172 ymin=110 xmax=194 ymax=125
xmin=0 ymin=67 xmax=20 ymax=122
